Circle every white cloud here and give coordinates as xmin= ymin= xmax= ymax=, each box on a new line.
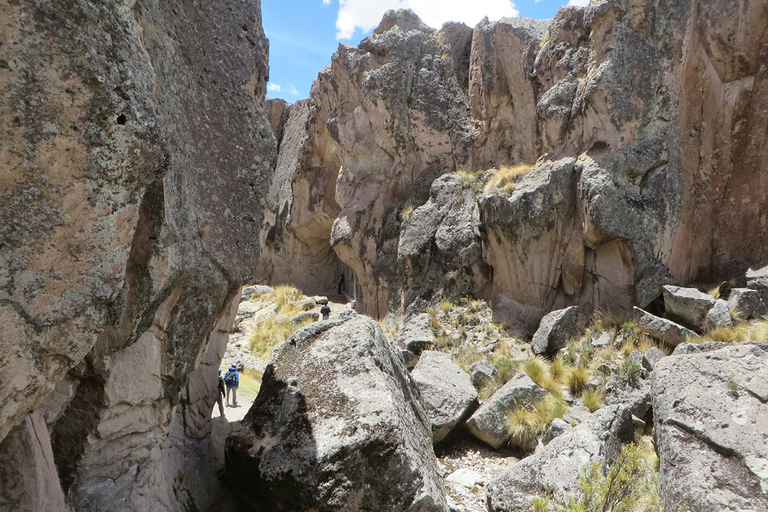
xmin=336 ymin=0 xmax=518 ymax=39
xmin=567 ymin=0 xmax=590 ymax=6
xmin=323 ymin=0 xmax=331 ymax=5
xmin=288 ymin=85 xmax=300 ymax=96
xmin=267 ymin=82 xmax=282 ymax=92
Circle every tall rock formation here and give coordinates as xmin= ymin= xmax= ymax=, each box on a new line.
xmin=261 ymin=0 xmax=768 ymax=328
xmin=0 ymin=0 xmax=274 ymax=509
xmin=258 ymin=10 xmax=476 ymax=316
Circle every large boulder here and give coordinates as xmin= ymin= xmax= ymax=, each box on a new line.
xmin=486 ymin=405 xmax=635 ymax=511
xmin=531 ymin=306 xmax=581 ymax=354
xmin=225 ymin=312 xmax=448 ymax=511
xmin=652 ymin=342 xmax=768 ymax=511
xmin=705 ymin=298 xmax=733 ymax=330
xmin=395 ymin=313 xmax=437 ymax=354
xmin=411 ymin=351 xmax=479 ymax=443
xmin=634 ymin=307 xmax=696 ymax=347
xmin=469 ymin=359 xmax=499 ymax=390
xmin=662 ymin=285 xmax=716 ymax=332
xmin=728 ymin=288 xmax=766 ymax=321
xmin=465 ymin=372 xmax=546 ymax=449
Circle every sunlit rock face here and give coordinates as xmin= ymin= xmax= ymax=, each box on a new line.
xmin=262 ymin=0 xmax=768 ymax=328
xmin=0 ymin=0 xmax=275 ymax=509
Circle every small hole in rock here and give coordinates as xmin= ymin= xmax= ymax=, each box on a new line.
xmin=116 ymin=114 xmax=127 ymax=125
xmin=588 ymin=141 xmax=609 ymax=156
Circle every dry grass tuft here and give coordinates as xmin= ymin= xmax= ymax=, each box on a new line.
xmin=483 ymin=164 xmax=534 ymax=194
xmin=506 ymin=395 xmax=569 ymax=452
xmin=247 ymin=285 xmax=309 ymax=359
xmin=520 ymin=356 xmax=550 ymax=388
xmin=566 ymin=366 xmax=590 ymax=395
xmin=582 ymin=387 xmax=604 ymax=412
xmin=248 ymin=317 xmax=311 ymax=359
xmin=548 ymin=357 xmax=567 ymax=382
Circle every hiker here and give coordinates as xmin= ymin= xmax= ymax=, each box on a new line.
xmin=224 ymin=365 xmax=239 ymax=406
xmin=337 ymin=273 xmax=345 ymax=294
xmin=320 ymin=301 xmax=331 ymax=320
xmin=216 ymin=368 xmax=225 ymax=417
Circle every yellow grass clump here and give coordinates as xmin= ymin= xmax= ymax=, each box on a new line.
xmin=566 ymin=366 xmax=590 ymax=395
xmin=506 ymin=395 xmax=569 ymax=452
xmin=582 ymin=387 xmax=604 ymax=412
xmin=247 ymin=317 xmax=311 ymax=359
xmin=483 ymin=164 xmax=534 ymax=194
xmin=520 ymin=356 xmax=550 ymax=388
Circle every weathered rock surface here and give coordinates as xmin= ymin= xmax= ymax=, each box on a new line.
xmin=395 ymin=313 xmax=437 ymax=353
xmin=634 ymin=307 xmax=696 ymax=347
xmin=486 ymin=405 xmax=635 ymax=511
xmin=728 ymin=288 xmax=766 ymax=321
xmin=411 ymin=351 xmax=479 ymax=443
xmin=225 ymin=312 xmax=448 ymax=511
xmin=260 ymin=0 xmax=768 ymax=332
xmin=469 ymin=359 xmax=499 ymax=390
xmin=259 ymin=10 xmax=476 ymax=314
xmin=706 ymin=298 xmax=733 ymax=330
xmin=479 ymin=159 xmax=583 ymax=329
xmin=662 ymin=285 xmax=716 ymax=331
xmin=604 ymin=375 xmax=652 ymax=419
xmin=0 ymin=0 xmax=274 ymax=509
xmin=469 ymin=17 xmax=549 ymax=166
xmin=398 ymin=173 xmax=490 ymax=304
xmin=746 ymin=265 xmax=768 ymax=307
xmin=541 ymin=417 xmax=572 ymax=446
xmin=652 ymin=343 xmax=768 ymax=512
xmin=465 ymin=372 xmax=546 ymax=449
xmin=642 ymin=346 xmax=666 ymax=371
xmin=290 ymin=311 xmax=319 ymax=324
xmin=0 ymin=412 xmax=70 ymax=512
xmin=531 ymin=306 xmax=581 ymax=354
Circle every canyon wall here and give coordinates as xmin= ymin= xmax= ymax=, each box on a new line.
xmin=0 ymin=0 xmax=274 ymax=509
xmin=260 ymin=0 xmax=768 ymax=327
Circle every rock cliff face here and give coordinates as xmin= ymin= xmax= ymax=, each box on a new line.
xmin=259 ymin=10 xmax=476 ymax=316
xmin=260 ymin=0 xmax=768 ymax=328
xmin=0 ymin=0 xmax=274 ymax=510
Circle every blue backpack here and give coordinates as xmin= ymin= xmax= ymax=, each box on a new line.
xmin=224 ymin=371 xmax=236 ymax=386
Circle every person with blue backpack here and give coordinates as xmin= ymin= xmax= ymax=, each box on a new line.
xmin=224 ymin=365 xmax=239 ymax=406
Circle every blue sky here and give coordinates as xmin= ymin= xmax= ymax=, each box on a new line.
xmin=262 ymin=0 xmax=586 ymax=102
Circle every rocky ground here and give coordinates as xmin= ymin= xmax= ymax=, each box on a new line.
xmin=437 ymin=439 xmax=519 ymax=511
xmin=215 ymin=287 xmax=522 ymax=511
xmin=216 ymin=281 xmax=768 ymax=512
